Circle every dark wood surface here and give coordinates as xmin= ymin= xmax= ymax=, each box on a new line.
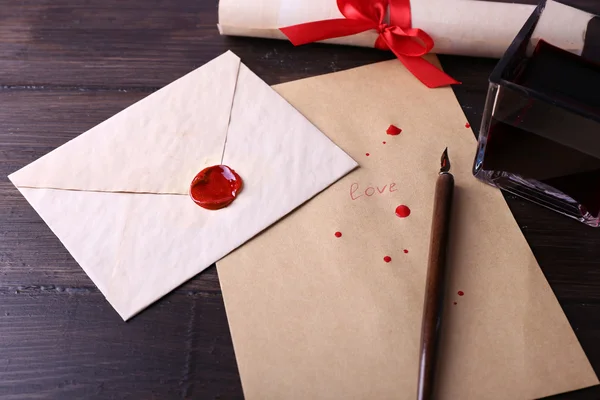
xmin=0 ymin=1 xmax=599 ymax=399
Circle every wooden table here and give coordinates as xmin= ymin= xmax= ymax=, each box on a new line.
xmin=1 ymin=1 xmax=599 ymax=399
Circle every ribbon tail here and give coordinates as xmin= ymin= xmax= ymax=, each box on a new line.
xmin=280 ymin=19 xmax=374 ymax=46
xmin=396 ymin=54 xmax=460 ymax=88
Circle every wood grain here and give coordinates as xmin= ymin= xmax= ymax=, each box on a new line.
xmin=0 ymin=0 xmax=599 ymax=399
xmin=0 ymin=290 xmax=242 ymax=399
xmin=0 ymin=0 xmax=393 ymax=87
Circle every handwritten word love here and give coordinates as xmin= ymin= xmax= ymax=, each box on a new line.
xmin=350 ymin=182 xmax=398 ymax=200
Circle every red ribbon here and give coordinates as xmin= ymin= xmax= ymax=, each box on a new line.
xmin=279 ymin=0 xmax=460 ymax=88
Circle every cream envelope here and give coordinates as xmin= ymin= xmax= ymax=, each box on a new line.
xmin=8 ymin=51 xmax=358 ymax=321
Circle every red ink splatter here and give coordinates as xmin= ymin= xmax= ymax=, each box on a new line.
xmin=190 ymin=165 xmax=243 ymax=210
xmin=386 ymin=125 xmax=402 ymax=136
xmin=458 ymin=291 xmax=464 ymax=296
xmin=334 ymin=231 xmax=342 ymax=238
xmin=403 ymin=249 xmax=409 ymax=254
xmin=366 ymin=153 xmax=370 ymax=156
xmin=383 ymin=256 xmax=392 ymax=263
xmin=382 ymin=141 xmax=386 ymax=144
xmin=465 ymin=123 xmax=471 ymax=128
xmin=395 ymin=205 xmax=411 ymax=218
xmin=453 ymin=302 xmax=457 ymax=305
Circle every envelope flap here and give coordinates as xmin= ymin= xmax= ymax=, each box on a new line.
xmin=9 ymin=51 xmax=241 ymax=195
xmin=222 ymin=64 xmax=359 ymax=215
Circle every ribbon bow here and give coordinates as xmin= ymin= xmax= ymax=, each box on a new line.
xmin=280 ymin=0 xmax=459 ymax=88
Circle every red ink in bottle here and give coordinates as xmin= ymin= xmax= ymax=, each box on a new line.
xmin=473 ymin=34 xmax=600 ymax=227
xmin=190 ymin=165 xmax=243 ymax=210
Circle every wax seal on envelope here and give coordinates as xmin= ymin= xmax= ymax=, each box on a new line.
xmin=8 ymin=51 xmax=357 ymax=320
xmin=190 ymin=165 xmax=243 ymax=210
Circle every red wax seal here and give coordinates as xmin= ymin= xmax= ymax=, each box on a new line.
xmin=189 ymin=165 xmax=243 ymax=210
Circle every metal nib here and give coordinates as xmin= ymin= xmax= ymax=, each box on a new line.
xmin=440 ymin=148 xmax=451 ymax=174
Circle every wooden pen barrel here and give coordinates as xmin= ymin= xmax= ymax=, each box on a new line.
xmin=417 ymin=172 xmax=454 ymax=400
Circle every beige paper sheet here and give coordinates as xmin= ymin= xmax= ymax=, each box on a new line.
xmin=217 ymin=58 xmax=598 ymax=399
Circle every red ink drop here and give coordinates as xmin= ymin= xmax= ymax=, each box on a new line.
xmin=366 ymin=153 xmax=370 ymax=156
xmin=334 ymin=231 xmax=342 ymax=238
xmin=382 ymin=141 xmax=387 ymax=144
xmin=453 ymin=302 xmax=457 ymax=305
xmin=395 ymin=205 xmax=411 ymax=218
xmin=386 ymin=125 xmax=402 ymax=136
xmin=458 ymin=291 xmax=464 ymax=296
xmin=383 ymin=256 xmax=392 ymax=263
xmin=190 ymin=165 xmax=243 ymax=210
xmin=403 ymin=249 xmax=409 ymax=254
xmin=465 ymin=123 xmax=471 ymax=128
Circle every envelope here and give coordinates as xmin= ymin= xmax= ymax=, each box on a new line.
xmin=8 ymin=51 xmax=358 ymax=321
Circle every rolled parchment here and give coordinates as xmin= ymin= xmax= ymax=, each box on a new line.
xmin=218 ymin=0 xmax=596 ymax=59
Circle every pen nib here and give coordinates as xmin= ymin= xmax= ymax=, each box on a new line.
xmin=440 ymin=148 xmax=451 ymax=173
